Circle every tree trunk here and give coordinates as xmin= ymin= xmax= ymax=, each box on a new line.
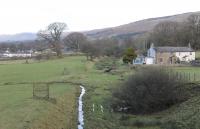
xmin=55 ymin=41 xmax=63 ymax=58
xmin=56 ymin=49 xmax=62 ymax=58
xmin=86 ymin=53 xmax=89 ymax=60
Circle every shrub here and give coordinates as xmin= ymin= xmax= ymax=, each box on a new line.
xmin=111 ymin=67 xmax=188 ymax=114
xmin=122 ymin=48 xmax=137 ymax=64
xmin=95 ymin=57 xmax=119 ymax=70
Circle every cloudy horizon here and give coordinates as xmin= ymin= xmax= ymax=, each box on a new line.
xmin=0 ymin=0 xmax=199 ymax=35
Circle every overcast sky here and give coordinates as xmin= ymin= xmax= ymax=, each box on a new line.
xmin=0 ymin=0 xmax=199 ymax=34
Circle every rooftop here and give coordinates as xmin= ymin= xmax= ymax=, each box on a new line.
xmin=154 ymin=47 xmax=194 ymax=52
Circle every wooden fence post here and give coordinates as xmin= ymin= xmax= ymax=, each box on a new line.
xmin=184 ymin=73 xmax=186 ymax=81
xmin=33 ymin=83 xmax=35 ymax=98
xmin=47 ymin=84 xmax=49 ymax=99
xmin=176 ymin=72 xmax=178 ymax=80
xmin=180 ymin=73 xmax=182 ymax=81
xmin=189 ymin=73 xmax=190 ymax=82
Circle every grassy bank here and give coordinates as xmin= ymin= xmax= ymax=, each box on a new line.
xmin=80 ymin=59 xmax=200 ymax=129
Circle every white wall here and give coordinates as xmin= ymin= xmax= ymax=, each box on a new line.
xmin=175 ymin=52 xmax=195 ymax=62
xmin=147 ymin=48 xmax=156 ymax=64
xmin=147 ymin=48 xmax=156 ymax=58
xmin=3 ymin=53 xmax=32 ymax=58
xmin=145 ymin=57 xmax=154 ymax=64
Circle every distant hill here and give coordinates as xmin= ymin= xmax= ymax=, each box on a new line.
xmin=0 ymin=11 xmax=200 ymax=42
xmin=0 ymin=33 xmax=37 ymax=42
xmin=85 ymin=11 xmax=200 ymax=39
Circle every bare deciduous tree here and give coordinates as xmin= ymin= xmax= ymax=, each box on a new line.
xmin=63 ymin=32 xmax=87 ymax=52
xmin=80 ymin=41 xmax=100 ymax=60
xmin=186 ymin=14 xmax=200 ymax=49
xmin=148 ymin=14 xmax=200 ymax=50
xmin=150 ymin=21 xmax=180 ymax=46
xmin=37 ymin=22 xmax=67 ymax=57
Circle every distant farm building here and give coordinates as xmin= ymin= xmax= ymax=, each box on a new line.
xmin=133 ymin=55 xmax=154 ymax=65
xmin=147 ymin=43 xmax=195 ymax=64
xmin=133 ymin=55 xmax=145 ymax=64
xmin=1 ymin=49 xmax=32 ymax=58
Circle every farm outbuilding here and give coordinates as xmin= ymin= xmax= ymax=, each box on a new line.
xmin=133 ymin=55 xmax=145 ymax=64
xmin=145 ymin=57 xmax=154 ymax=64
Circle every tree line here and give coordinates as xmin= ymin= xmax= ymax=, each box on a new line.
xmin=1 ymin=14 xmax=199 ymax=59
xmin=0 ymin=41 xmax=45 ymax=53
xmin=149 ymin=14 xmax=200 ymax=49
xmin=36 ymin=22 xmax=137 ymax=60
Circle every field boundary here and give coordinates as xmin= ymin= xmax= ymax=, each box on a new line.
xmin=1 ymin=80 xmax=82 ymax=86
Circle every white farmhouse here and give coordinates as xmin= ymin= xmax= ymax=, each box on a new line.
xmin=147 ymin=43 xmax=195 ymax=64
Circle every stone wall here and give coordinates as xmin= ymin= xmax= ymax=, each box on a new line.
xmin=156 ymin=52 xmax=176 ymax=64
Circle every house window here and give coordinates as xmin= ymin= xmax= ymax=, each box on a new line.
xmin=159 ymin=58 xmax=163 ymax=63
xmin=190 ymin=52 xmax=192 ymax=55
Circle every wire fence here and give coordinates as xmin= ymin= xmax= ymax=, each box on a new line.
xmin=167 ymin=71 xmax=200 ymax=82
xmin=33 ymin=83 xmax=50 ymax=99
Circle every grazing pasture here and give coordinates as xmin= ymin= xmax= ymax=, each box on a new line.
xmin=0 ymin=57 xmax=85 ymax=129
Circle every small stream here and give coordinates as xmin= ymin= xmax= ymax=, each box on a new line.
xmin=78 ymin=86 xmax=86 ymax=129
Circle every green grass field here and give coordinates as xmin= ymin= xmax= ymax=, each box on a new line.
xmin=0 ymin=84 xmax=77 ymax=129
xmin=0 ymin=57 xmax=85 ymax=129
xmin=0 ymin=56 xmax=200 ymax=129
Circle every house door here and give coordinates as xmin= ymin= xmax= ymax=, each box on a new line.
xmin=169 ymin=57 xmax=173 ymax=64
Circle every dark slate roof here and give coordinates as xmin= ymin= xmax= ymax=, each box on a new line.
xmin=154 ymin=47 xmax=194 ymax=52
